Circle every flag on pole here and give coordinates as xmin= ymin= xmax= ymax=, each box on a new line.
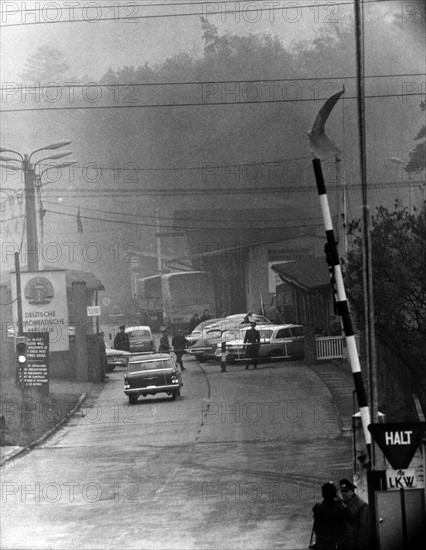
xmin=77 ymin=207 xmax=83 ymax=233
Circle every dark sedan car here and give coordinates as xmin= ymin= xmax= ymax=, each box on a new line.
xmin=124 ymin=353 xmax=182 ymax=404
xmin=105 ymin=343 xmax=131 ymax=372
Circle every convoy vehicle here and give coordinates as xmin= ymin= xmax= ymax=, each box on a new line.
xmin=186 ymin=317 xmax=224 ymax=350
xmin=125 ymin=325 xmax=155 ymax=353
xmin=214 ymin=323 xmax=305 ymax=363
xmin=137 ymin=271 xmax=216 ymax=331
xmin=124 ymin=353 xmax=182 ymax=404
xmin=189 ymin=313 xmax=272 ymax=362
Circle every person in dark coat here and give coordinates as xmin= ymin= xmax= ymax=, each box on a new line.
xmin=339 ymin=479 xmax=372 ymax=550
xmin=114 ymin=325 xmax=130 ymax=351
xmin=244 ymin=321 xmax=261 ymax=369
xmin=159 ymin=328 xmax=171 ymax=353
xmin=172 ymin=329 xmax=189 ymax=371
xmin=312 ymin=482 xmax=347 ymax=550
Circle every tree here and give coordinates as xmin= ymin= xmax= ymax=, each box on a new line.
xmin=344 ymin=202 xmax=426 ymax=417
xmin=19 ymin=45 xmax=73 ymax=83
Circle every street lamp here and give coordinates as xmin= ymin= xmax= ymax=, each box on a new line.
xmin=0 ymin=141 xmax=73 ymax=271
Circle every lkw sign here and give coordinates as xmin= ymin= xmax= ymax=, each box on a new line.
xmin=368 ymin=422 xmax=426 ymax=470
xmin=386 ymin=468 xmax=417 ymax=490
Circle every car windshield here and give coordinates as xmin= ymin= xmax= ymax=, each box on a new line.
xmin=291 ymin=327 xmax=304 ymax=337
xmin=259 ymin=328 xmax=274 ymax=338
xmin=127 ymin=330 xmax=151 ymax=339
xmin=128 ymin=359 xmax=173 ymax=372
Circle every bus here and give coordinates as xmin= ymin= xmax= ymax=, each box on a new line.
xmin=138 ymin=271 xmax=216 ymax=332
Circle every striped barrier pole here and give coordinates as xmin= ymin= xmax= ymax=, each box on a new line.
xmin=312 ymin=157 xmax=372 ymax=461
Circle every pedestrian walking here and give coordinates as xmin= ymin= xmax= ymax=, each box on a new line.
xmin=172 ymin=329 xmax=189 ymax=371
xmin=200 ymin=309 xmax=212 ymax=323
xmin=159 ymin=328 xmax=171 ymax=353
xmin=244 ymin=321 xmax=260 ymax=369
xmin=311 ymin=482 xmax=347 ymax=550
xmin=339 ymin=479 xmax=372 ymax=550
xmin=188 ymin=313 xmax=200 ymax=332
xmin=114 ymin=325 xmax=130 ymax=351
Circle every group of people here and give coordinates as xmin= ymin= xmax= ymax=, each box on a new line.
xmin=312 ymin=478 xmax=372 ymax=550
xmin=158 ymin=327 xmax=189 ymax=371
xmin=188 ymin=309 xmax=213 ymax=332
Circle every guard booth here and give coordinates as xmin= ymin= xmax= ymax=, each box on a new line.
xmin=368 ymin=422 xmax=426 ymax=549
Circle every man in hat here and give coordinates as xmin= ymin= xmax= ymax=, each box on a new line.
xmin=172 ymin=329 xmax=189 ymax=371
xmin=114 ymin=325 xmax=130 ymax=352
xmin=339 ymin=478 xmax=371 ymax=550
xmin=243 ymin=321 xmax=261 ymax=370
xmin=159 ymin=328 xmax=171 ymax=353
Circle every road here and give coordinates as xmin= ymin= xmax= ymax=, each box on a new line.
xmin=1 ymin=357 xmax=353 ymax=550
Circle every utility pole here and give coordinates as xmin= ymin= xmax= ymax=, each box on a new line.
xmin=14 ymin=252 xmax=23 ymax=335
xmin=155 ymin=206 xmax=162 ymax=273
xmin=23 ymin=155 xmax=39 ymax=272
xmin=354 ymin=0 xmax=379 ymax=466
xmin=0 ymin=141 xmax=74 ymax=273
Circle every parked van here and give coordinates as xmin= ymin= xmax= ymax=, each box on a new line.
xmin=125 ymin=326 xmax=155 ymax=353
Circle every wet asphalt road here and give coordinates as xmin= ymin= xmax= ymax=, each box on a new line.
xmin=1 ymin=357 xmax=353 ymax=549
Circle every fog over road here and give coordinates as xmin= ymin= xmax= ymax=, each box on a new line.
xmin=1 ymin=358 xmax=353 ymax=549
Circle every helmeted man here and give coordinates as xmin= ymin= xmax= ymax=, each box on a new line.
xmin=172 ymin=329 xmax=188 ymax=371
xmin=243 ymin=321 xmax=261 ymax=370
xmin=114 ymin=325 xmax=130 ymax=352
xmin=339 ymin=478 xmax=372 ymax=550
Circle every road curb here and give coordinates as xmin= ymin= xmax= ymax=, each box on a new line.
xmin=0 ymin=391 xmax=89 ymax=468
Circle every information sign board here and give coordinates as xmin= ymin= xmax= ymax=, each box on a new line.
xmin=17 ymin=332 xmax=49 ymax=395
xmin=87 ymin=306 xmax=101 ymax=317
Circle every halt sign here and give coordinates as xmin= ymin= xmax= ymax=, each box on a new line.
xmin=368 ymin=422 xmax=426 ymax=470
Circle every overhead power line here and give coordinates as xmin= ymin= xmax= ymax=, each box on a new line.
xmin=0 ymin=0 xmax=392 ymax=28
xmin=42 ymin=200 xmax=324 ymax=225
xmin=44 ymin=207 xmax=327 ymax=231
xmin=2 ymin=72 xmax=422 ymax=93
xmin=1 ymin=92 xmax=423 ymax=115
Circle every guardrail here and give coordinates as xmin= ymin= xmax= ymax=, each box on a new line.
xmin=315 ymin=335 xmax=360 ymax=360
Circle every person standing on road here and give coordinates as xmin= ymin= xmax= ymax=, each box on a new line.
xmin=200 ymin=309 xmax=212 ymax=323
xmin=312 ymin=482 xmax=347 ymax=550
xmin=188 ymin=313 xmax=200 ymax=332
xmin=114 ymin=325 xmax=130 ymax=351
xmin=244 ymin=321 xmax=260 ymax=370
xmin=339 ymin=479 xmax=372 ymax=550
xmin=172 ymin=329 xmax=189 ymax=371
xmin=159 ymin=328 xmax=171 ymax=353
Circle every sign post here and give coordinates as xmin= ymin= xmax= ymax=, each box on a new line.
xmin=369 ymin=422 xmax=426 ymax=548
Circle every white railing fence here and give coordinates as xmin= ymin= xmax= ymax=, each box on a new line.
xmin=315 ymin=335 xmax=360 ymax=360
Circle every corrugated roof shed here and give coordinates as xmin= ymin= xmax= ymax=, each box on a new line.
xmin=272 ymin=257 xmax=330 ymax=290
